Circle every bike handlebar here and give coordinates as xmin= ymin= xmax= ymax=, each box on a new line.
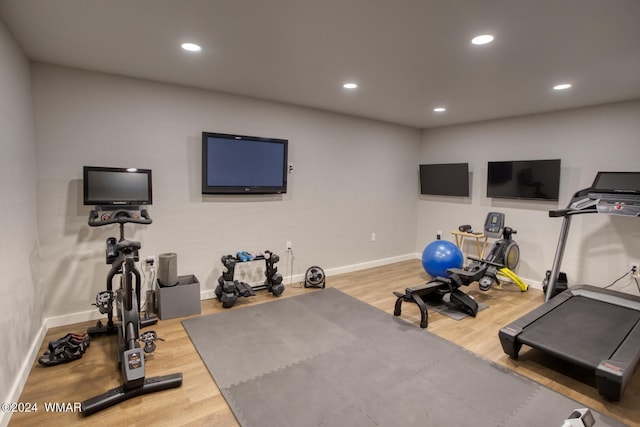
xmin=88 ymin=209 xmax=152 ymax=227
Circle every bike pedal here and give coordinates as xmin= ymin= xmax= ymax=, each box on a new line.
xmin=93 ymin=291 xmax=115 ymax=314
xmin=139 ymin=330 xmax=165 ymax=354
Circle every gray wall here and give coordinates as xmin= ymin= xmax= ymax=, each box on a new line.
xmin=417 ymin=100 xmax=640 ymax=293
xmin=33 ymin=63 xmax=421 ymax=320
xmin=0 ymin=19 xmax=42 ymax=408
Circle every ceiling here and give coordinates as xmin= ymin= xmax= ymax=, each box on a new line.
xmin=1 ymin=0 xmax=639 ymax=128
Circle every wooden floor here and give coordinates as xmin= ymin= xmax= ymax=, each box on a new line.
xmin=10 ymin=259 xmax=640 ymax=426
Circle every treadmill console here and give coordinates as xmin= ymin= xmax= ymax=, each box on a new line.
xmin=596 ymin=200 xmax=640 ymax=217
xmin=484 ymin=212 xmax=505 ymax=239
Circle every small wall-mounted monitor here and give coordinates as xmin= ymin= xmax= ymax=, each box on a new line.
xmin=487 ymin=159 xmax=560 ymax=201
xmin=202 ymin=132 xmax=288 ymax=195
xmin=83 ymin=166 xmax=152 ymax=206
xmin=419 ymin=163 xmax=470 ymax=197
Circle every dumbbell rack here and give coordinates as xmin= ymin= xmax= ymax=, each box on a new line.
xmin=215 ymin=250 xmax=284 ymax=308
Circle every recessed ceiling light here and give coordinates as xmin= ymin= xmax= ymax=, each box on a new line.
xmin=471 ymin=34 xmax=494 ymax=45
xmin=343 ymin=83 xmax=358 ymax=89
xmin=553 ymin=83 xmax=572 ymax=90
xmin=433 ymin=107 xmax=446 ymax=113
xmin=181 ymin=42 xmax=202 ymax=52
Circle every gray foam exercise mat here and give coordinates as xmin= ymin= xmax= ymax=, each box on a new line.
xmin=182 ymin=288 xmax=625 ymax=427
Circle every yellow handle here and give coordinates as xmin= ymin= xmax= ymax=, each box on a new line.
xmin=497 ymin=267 xmax=528 ymax=291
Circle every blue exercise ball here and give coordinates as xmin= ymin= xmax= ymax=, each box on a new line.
xmin=421 ymin=240 xmax=464 ymax=278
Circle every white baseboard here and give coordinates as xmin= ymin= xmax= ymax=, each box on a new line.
xmin=527 ymin=279 xmax=543 ymax=290
xmin=324 ymin=253 xmax=419 ymax=277
xmin=200 ymin=289 xmax=218 ymax=300
xmin=203 ymin=252 xmax=418 ymax=298
xmin=0 ymin=322 xmax=47 ymax=427
xmin=37 ymin=253 xmax=419 ymax=323
xmin=45 ymin=308 xmax=103 ymax=329
xmin=41 ymin=254 xmax=539 ymax=325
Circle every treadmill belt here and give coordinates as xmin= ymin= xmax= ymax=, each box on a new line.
xmin=518 ymin=296 xmax=640 ymax=369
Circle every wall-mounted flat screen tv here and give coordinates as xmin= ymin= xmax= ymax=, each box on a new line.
xmin=487 ymin=159 xmax=561 ymax=201
xmin=83 ymin=166 xmax=152 ymax=206
xmin=419 ymin=163 xmax=469 ymax=197
xmin=202 ymin=132 xmax=288 ymax=194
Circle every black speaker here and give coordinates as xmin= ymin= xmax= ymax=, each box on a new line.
xmin=158 ymin=253 xmax=178 ymax=287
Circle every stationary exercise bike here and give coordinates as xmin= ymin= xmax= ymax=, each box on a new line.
xmin=81 ymin=207 xmax=182 ymax=416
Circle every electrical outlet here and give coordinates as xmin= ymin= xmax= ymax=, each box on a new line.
xmin=286 ymin=241 xmax=292 ymax=251
xmin=145 ymin=255 xmax=155 ymax=266
xmin=371 ymin=232 xmax=376 ymax=242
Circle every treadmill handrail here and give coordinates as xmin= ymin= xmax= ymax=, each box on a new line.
xmin=545 ymin=184 xmax=632 ymax=300
xmin=549 ymin=207 xmax=597 ymax=218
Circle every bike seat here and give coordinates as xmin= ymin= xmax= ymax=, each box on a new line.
xmin=114 ymin=239 xmax=141 ymax=252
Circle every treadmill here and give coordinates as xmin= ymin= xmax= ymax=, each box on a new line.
xmin=499 ymin=171 xmax=640 ymax=401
